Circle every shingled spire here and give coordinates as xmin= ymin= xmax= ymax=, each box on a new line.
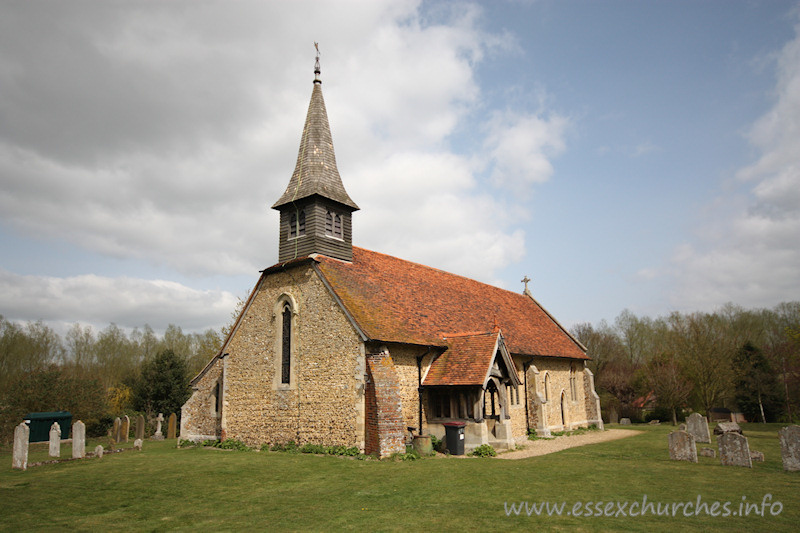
xmin=272 ymin=45 xmax=359 ymax=263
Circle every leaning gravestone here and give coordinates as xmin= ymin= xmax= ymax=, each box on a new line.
xmin=122 ymin=415 xmax=130 ymax=443
xmin=718 ymin=431 xmax=751 ymax=468
xmin=167 ymin=413 xmax=177 ymax=439
xmin=135 ymin=415 xmax=145 ymax=440
xmin=12 ymin=422 xmax=30 ymax=470
xmin=151 ymin=413 xmax=165 ymax=440
xmin=49 ymin=422 xmax=61 ymax=457
xmin=686 ymin=413 xmax=710 ymax=443
xmin=779 ymin=425 xmax=800 ymax=472
xmin=134 ymin=438 xmax=143 ymax=451
xmin=94 ymin=445 xmax=104 ymax=458
xmin=714 ymin=421 xmax=742 ymax=436
xmin=72 ymin=420 xmax=86 ymax=459
xmin=669 ymin=430 xmax=697 ymax=463
xmin=113 ymin=417 xmax=122 ymax=442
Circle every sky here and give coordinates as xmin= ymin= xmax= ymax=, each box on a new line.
xmin=1 ymin=0 xmax=799 ymax=336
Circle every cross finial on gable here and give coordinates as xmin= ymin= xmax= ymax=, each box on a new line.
xmin=521 ymin=275 xmax=532 ymax=297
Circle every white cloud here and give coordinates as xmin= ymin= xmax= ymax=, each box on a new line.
xmin=0 ymin=1 xmax=565 ymax=326
xmin=671 ymin=16 xmax=800 ymax=311
xmin=0 ymin=269 xmax=238 ymax=333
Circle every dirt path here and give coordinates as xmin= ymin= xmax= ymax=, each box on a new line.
xmin=497 ymin=429 xmax=641 ymax=459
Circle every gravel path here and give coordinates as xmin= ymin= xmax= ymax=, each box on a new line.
xmin=497 ymin=429 xmax=641 ymax=459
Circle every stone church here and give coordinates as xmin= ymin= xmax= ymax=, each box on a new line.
xmin=180 ymin=57 xmax=603 ymax=457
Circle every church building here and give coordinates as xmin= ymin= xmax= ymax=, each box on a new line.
xmin=180 ymin=55 xmax=603 ymax=457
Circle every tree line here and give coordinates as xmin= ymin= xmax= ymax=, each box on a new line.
xmin=570 ymin=302 xmax=800 ymax=425
xmin=0 ymin=316 xmax=226 ymax=443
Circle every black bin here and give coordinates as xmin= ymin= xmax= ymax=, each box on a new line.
xmin=443 ymin=421 xmax=466 ymax=455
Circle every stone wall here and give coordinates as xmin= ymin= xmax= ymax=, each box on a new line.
xmin=181 ymin=357 xmax=223 ymax=441
xmin=221 ymin=264 xmax=365 ymax=447
xmin=529 ymin=357 xmax=595 ymax=432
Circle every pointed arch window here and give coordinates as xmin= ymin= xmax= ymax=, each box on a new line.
xmin=289 ymin=209 xmax=305 ymax=239
xmin=281 ymin=304 xmax=292 ymax=384
xmin=570 ymin=363 xmax=577 ymax=401
xmin=325 ymin=210 xmax=343 ymax=239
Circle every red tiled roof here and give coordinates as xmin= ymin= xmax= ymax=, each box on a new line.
xmin=315 ymin=247 xmax=587 ymax=359
xmin=423 ymin=332 xmax=499 ymax=386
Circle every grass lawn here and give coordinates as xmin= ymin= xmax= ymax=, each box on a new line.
xmin=1 ymin=423 xmax=798 ymax=531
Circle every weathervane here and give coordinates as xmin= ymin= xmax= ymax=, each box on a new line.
xmin=314 ymin=42 xmax=321 ymax=84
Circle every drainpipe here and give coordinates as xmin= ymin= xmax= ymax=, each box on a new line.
xmin=416 ymin=347 xmax=433 ymax=435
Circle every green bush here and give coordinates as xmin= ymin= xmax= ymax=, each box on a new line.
xmin=215 ymin=439 xmax=251 ymax=452
xmin=430 ymin=435 xmax=443 ymax=452
xmin=270 ymin=441 xmax=299 ymax=453
xmin=469 ymin=444 xmax=497 ymax=457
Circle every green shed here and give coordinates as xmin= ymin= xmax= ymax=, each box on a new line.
xmin=24 ymin=412 xmax=72 ymax=442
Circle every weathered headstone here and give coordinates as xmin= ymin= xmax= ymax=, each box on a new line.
xmin=609 ymin=408 xmax=619 ymax=425
xmin=714 ymin=421 xmax=742 ymax=436
xmin=94 ymin=445 xmax=104 ymax=458
xmin=12 ymin=422 xmax=29 ymax=470
xmin=679 ymin=423 xmax=687 ymax=431
xmin=72 ymin=420 xmax=86 ymax=459
xmin=134 ymin=438 xmax=143 ymax=451
xmin=750 ymin=450 xmax=764 ymax=462
xmin=135 ymin=414 xmax=145 ymax=440
xmin=49 ymin=422 xmax=61 ymax=457
xmin=122 ymin=415 xmax=130 ymax=443
xmin=718 ymin=431 xmax=751 ymax=468
xmin=113 ymin=417 xmax=122 ymax=442
xmin=779 ymin=425 xmax=800 ymax=472
xmin=686 ymin=413 xmax=710 ymax=443
xmin=152 ymin=413 xmax=165 ymax=440
xmin=668 ymin=430 xmax=697 ymax=463
xmin=620 ymin=418 xmax=631 ymax=425
xmin=699 ymin=447 xmax=716 ymax=458
xmin=648 ymin=419 xmax=660 ymax=425
xmin=167 ymin=413 xmax=177 ymax=439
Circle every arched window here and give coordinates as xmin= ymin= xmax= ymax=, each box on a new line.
xmin=289 ymin=210 xmax=306 ymax=239
xmin=298 ymin=210 xmax=305 ymax=236
xmin=334 ymin=214 xmax=342 ymax=238
xmin=325 ymin=211 xmax=333 ymax=235
xmin=289 ymin=213 xmax=297 ymax=238
xmin=544 ymin=373 xmax=551 ymax=402
xmin=281 ymin=304 xmax=292 ymax=384
xmin=570 ymin=363 xmax=577 ymax=401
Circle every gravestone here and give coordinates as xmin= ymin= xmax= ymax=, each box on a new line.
xmin=151 ymin=413 xmax=164 ymax=440
xmin=134 ymin=438 xmax=143 ymax=451
xmin=72 ymin=420 xmax=86 ymax=459
xmin=750 ymin=450 xmax=764 ymax=462
xmin=94 ymin=445 xmax=104 ymax=458
xmin=714 ymin=421 xmax=742 ymax=436
xmin=668 ymin=430 xmax=697 ymax=463
xmin=679 ymin=423 xmax=687 ymax=431
xmin=718 ymin=431 xmax=751 ymax=468
xmin=12 ymin=422 xmax=29 ymax=470
xmin=648 ymin=419 xmax=660 ymax=425
xmin=167 ymin=413 xmax=177 ymax=439
xmin=113 ymin=417 xmax=122 ymax=442
xmin=686 ymin=413 xmax=710 ymax=443
xmin=779 ymin=425 xmax=800 ymax=472
xmin=49 ymin=422 xmax=61 ymax=457
xmin=609 ymin=408 xmax=619 ymax=425
xmin=122 ymin=415 xmax=130 ymax=443
xmin=135 ymin=415 xmax=145 ymax=440
xmin=699 ymin=447 xmax=716 ymax=458
xmin=620 ymin=418 xmax=631 ymax=425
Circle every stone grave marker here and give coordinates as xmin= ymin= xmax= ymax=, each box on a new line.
xmin=750 ymin=450 xmax=764 ymax=462
xmin=620 ymin=418 xmax=631 ymax=425
xmin=134 ymin=438 xmax=143 ymax=450
xmin=113 ymin=417 xmax=122 ymax=443
xmin=714 ymin=421 xmax=742 ymax=436
xmin=718 ymin=431 xmax=751 ymax=468
xmin=135 ymin=414 xmax=145 ymax=440
xmin=699 ymin=447 xmax=716 ymax=458
xmin=94 ymin=445 xmax=104 ymax=458
xmin=152 ymin=413 xmax=165 ymax=440
xmin=668 ymin=430 xmax=697 ymax=463
xmin=49 ymin=422 xmax=61 ymax=457
xmin=122 ymin=415 xmax=130 ymax=443
xmin=12 ymin=422 xmax=29 ymax=470
xmin=779 ymin=425 xmax=800 ymax=472
xmin=686 ymin=413 xmax=710 ymax=443
xmin=72 ymin=420 xmax=86 ymax=459
xmin=167 ymin=413 xmax=177 ymax=439
xmin=678 ymin=423 xmax=687 ymax=431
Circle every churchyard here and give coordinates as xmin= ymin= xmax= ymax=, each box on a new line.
xmin=1 ymin=423 xmax=798 ymax=531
